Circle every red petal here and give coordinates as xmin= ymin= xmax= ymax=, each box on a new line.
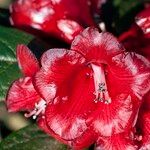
xmin=10 ymin=0 xmax=95 ymax=43
xmin=37 ymin=117 xmax=70 ymax=145
xmin=87 ymin=94 xmax=137 ymax=137
xmin=35 ymin=49 xmax=86 ymax=102
xmin=119 ymin=24 xmax=150 ymax=60
xmin=56 ymin=19 xmax=83 ymax=43
xmin=17 ymin=44 xmax=40 ymax=77
xmin=37 ymin=117 xmax=96 ymax=149
xmin=96 ymin=133 xmax=137 ymax=150
xmin=71 ymin=27 xmax=124 ymax=63
xmin=136 ymin=92 xmax=150 ymax=149
xmin=138 ymin=111 xmax=150 ymax=149
xmin=35 ymin=49 xmax=98 ymax=141
xmin=6 ymin=77 xmax=41 ymax=112
xmin=136 ymin=6 xmax=150 ymax=37
xmin=118 ymin=24 xmax=144 ymax=52
xmin=109 ymin=52 xmax=150 ymax=99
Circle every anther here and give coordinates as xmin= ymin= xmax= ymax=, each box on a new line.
xmin=24 ymin=99 xmax=46 ymax=119
xmin=92 ymin=64 xmax=111 ymax=104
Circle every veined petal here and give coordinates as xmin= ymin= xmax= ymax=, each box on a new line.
xmin=87 ymin=94 xmax=137 ymax=137
xmin=136 ymin=7 xmax=150 ymax=36
xmin=109 ymin=52 xmax=150 ymax=99
xmin=56 ymin=19 xmax=83 ymax=43
xmin=37 ymin=117 xmax=70 ymax=145
xmin=17 ymin=44 xmax=40 ymax=77
xmin=71 ymin=27 xmax=124 ymax=63
xmin=44 ymin=68 xmax=96 ymax=140
xmin=10 ymin=0 xmax=95 ymax=43
xmin=38 ymin=117 xmax=96 ymax=149
xmin=136 ymin=93 xmax=150 ymax=149
xmin=6 ymin=77 xmax=41 ymax=112
xmin=35 ymin=49 xmax=86 ymax=102
xmin=35 ymin=49 xmax=99 ymax=140
xmin=85 ymin=53 xmax=150 ymax=137
xmin=95 ymin=133 xmax=137 ymax=150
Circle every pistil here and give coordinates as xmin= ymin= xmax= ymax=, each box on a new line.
xmin=91 ymin=64 xmax=111 ymax=104
xmin=24 ymin=99 xmax=46 ymax=119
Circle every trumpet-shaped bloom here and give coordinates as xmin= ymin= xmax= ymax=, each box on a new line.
xmin=6 ymin=27 xmax=150 ymax=149
xmin=10 ymin=0 xmax=97 ymax=43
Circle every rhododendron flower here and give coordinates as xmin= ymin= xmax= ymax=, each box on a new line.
xmin=6 ymin=27 xmax=150 ymax=149
xmin=119 ymin=7 xmax=150 ymax=149
xmin=136 ymin=6 xmax=150 ymax=38
xmin=10 ymin=0 xmax=97 ymax=43
xmin=6 ymin=45 xmax=41 ymax=113
xmin=119 ymin=7 xmax=150 ymax=60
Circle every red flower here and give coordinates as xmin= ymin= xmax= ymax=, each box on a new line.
xmin=10 ymin=0 xmax=97 ymax=43
xmin=119 ymin=7 xmax=150 ymax=149
xmin=6 ymin=45 xmax=41 ymax=112
xmin=6 ymin=27 xmax=150 ymax=149
xmin=136 ymin=6 xmax=150 ymax=38
xmin=119 ymin=7 xmax=150 ymax=60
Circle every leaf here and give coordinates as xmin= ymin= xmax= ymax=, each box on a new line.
xmin=0 ymin=124 xmax=67 ymax=150
xmin=112 ymin=0 xmax=143 ymax=34
xmin=101 ymin=0 xmax=144 ymax=35
xmin=0 ymin=25 xmax=33 ymax=100
xmin=0 ymin=9 xmax=10 ymax=26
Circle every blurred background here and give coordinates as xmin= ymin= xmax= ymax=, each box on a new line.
xmin=0 ymin=0 xmax=30 ymax=142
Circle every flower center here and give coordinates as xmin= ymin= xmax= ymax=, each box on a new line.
xmin=91 ymin=64 xmax=111 ymax=104
xmin=24 ymin=99 xmax=46 ymax=119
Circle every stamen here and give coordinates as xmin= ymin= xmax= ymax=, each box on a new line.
xmin=92 ymin=64 xmax=111 ymax=104
xmin=24 ymin=99 xmax=46 ymax=119
xmin=135 ymin=135 xmax=142 ymax=141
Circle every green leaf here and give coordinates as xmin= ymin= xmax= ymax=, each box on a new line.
xmin=0 ymin=124 xmax=67 ymax=150
xmin=0 ymin=25 xmax=33 ymax=100
xmin=0 ymin=9 xmax=10 ymax=26
xmin=112 ymin=0 xmax=144 ymax=35
xmin=102 ymin=0 xmax=144 ymax=35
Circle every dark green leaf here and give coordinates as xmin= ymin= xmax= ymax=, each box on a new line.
xmin=112 ymin=0 xmax=144 ymax=34
xmin=101 ymin=0 xmax=144 ymax=35
xmin=0 ymin=124 xmax=67 ymax=150
xmin=0 ymin=9 xmax=10 ymax=26
xmin=0 ymin=25 xmax=33 ymax=100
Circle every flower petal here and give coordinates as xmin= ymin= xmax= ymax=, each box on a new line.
xmin=95 ymin=133 xmax=137 ymax=150
xmin=87 ymin=94 xmax=137 ymax=137
xmin=17 ymin=44 xmax=40 ymax=77
xmin=34 ymin=49 xmax=99 ymax=141
xmin=138 ymin=111 xmax=150 ymax=150
xmin=57 ymin=19 xmax=83 ymax=43
xmin=10 ymin=0 xmax=95 ymax=43
xmin=6 ymin=77 xmax=41 ymax=112
xmin=37 ymin=117 xmax=96 ymax=149
xmin=136 ymin=92 xmax=150 ymax=149
xmin=136 ymin=6 xmax=150 ymax=37
xmin=37 ymin=117 xmax=70 ymax=145
xmin=71 ymin=27 xmax=124 ymax=63
xmin=109 ymin=52 xmax=150 ymax=99
xmin=35 ymin=49 xmax=86 ymax=102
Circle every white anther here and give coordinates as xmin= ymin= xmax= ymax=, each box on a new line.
xmin=92 ymin=64 xmax=111 ymax=104
xmin=24 ymin=99 xmax=46 ymax=119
